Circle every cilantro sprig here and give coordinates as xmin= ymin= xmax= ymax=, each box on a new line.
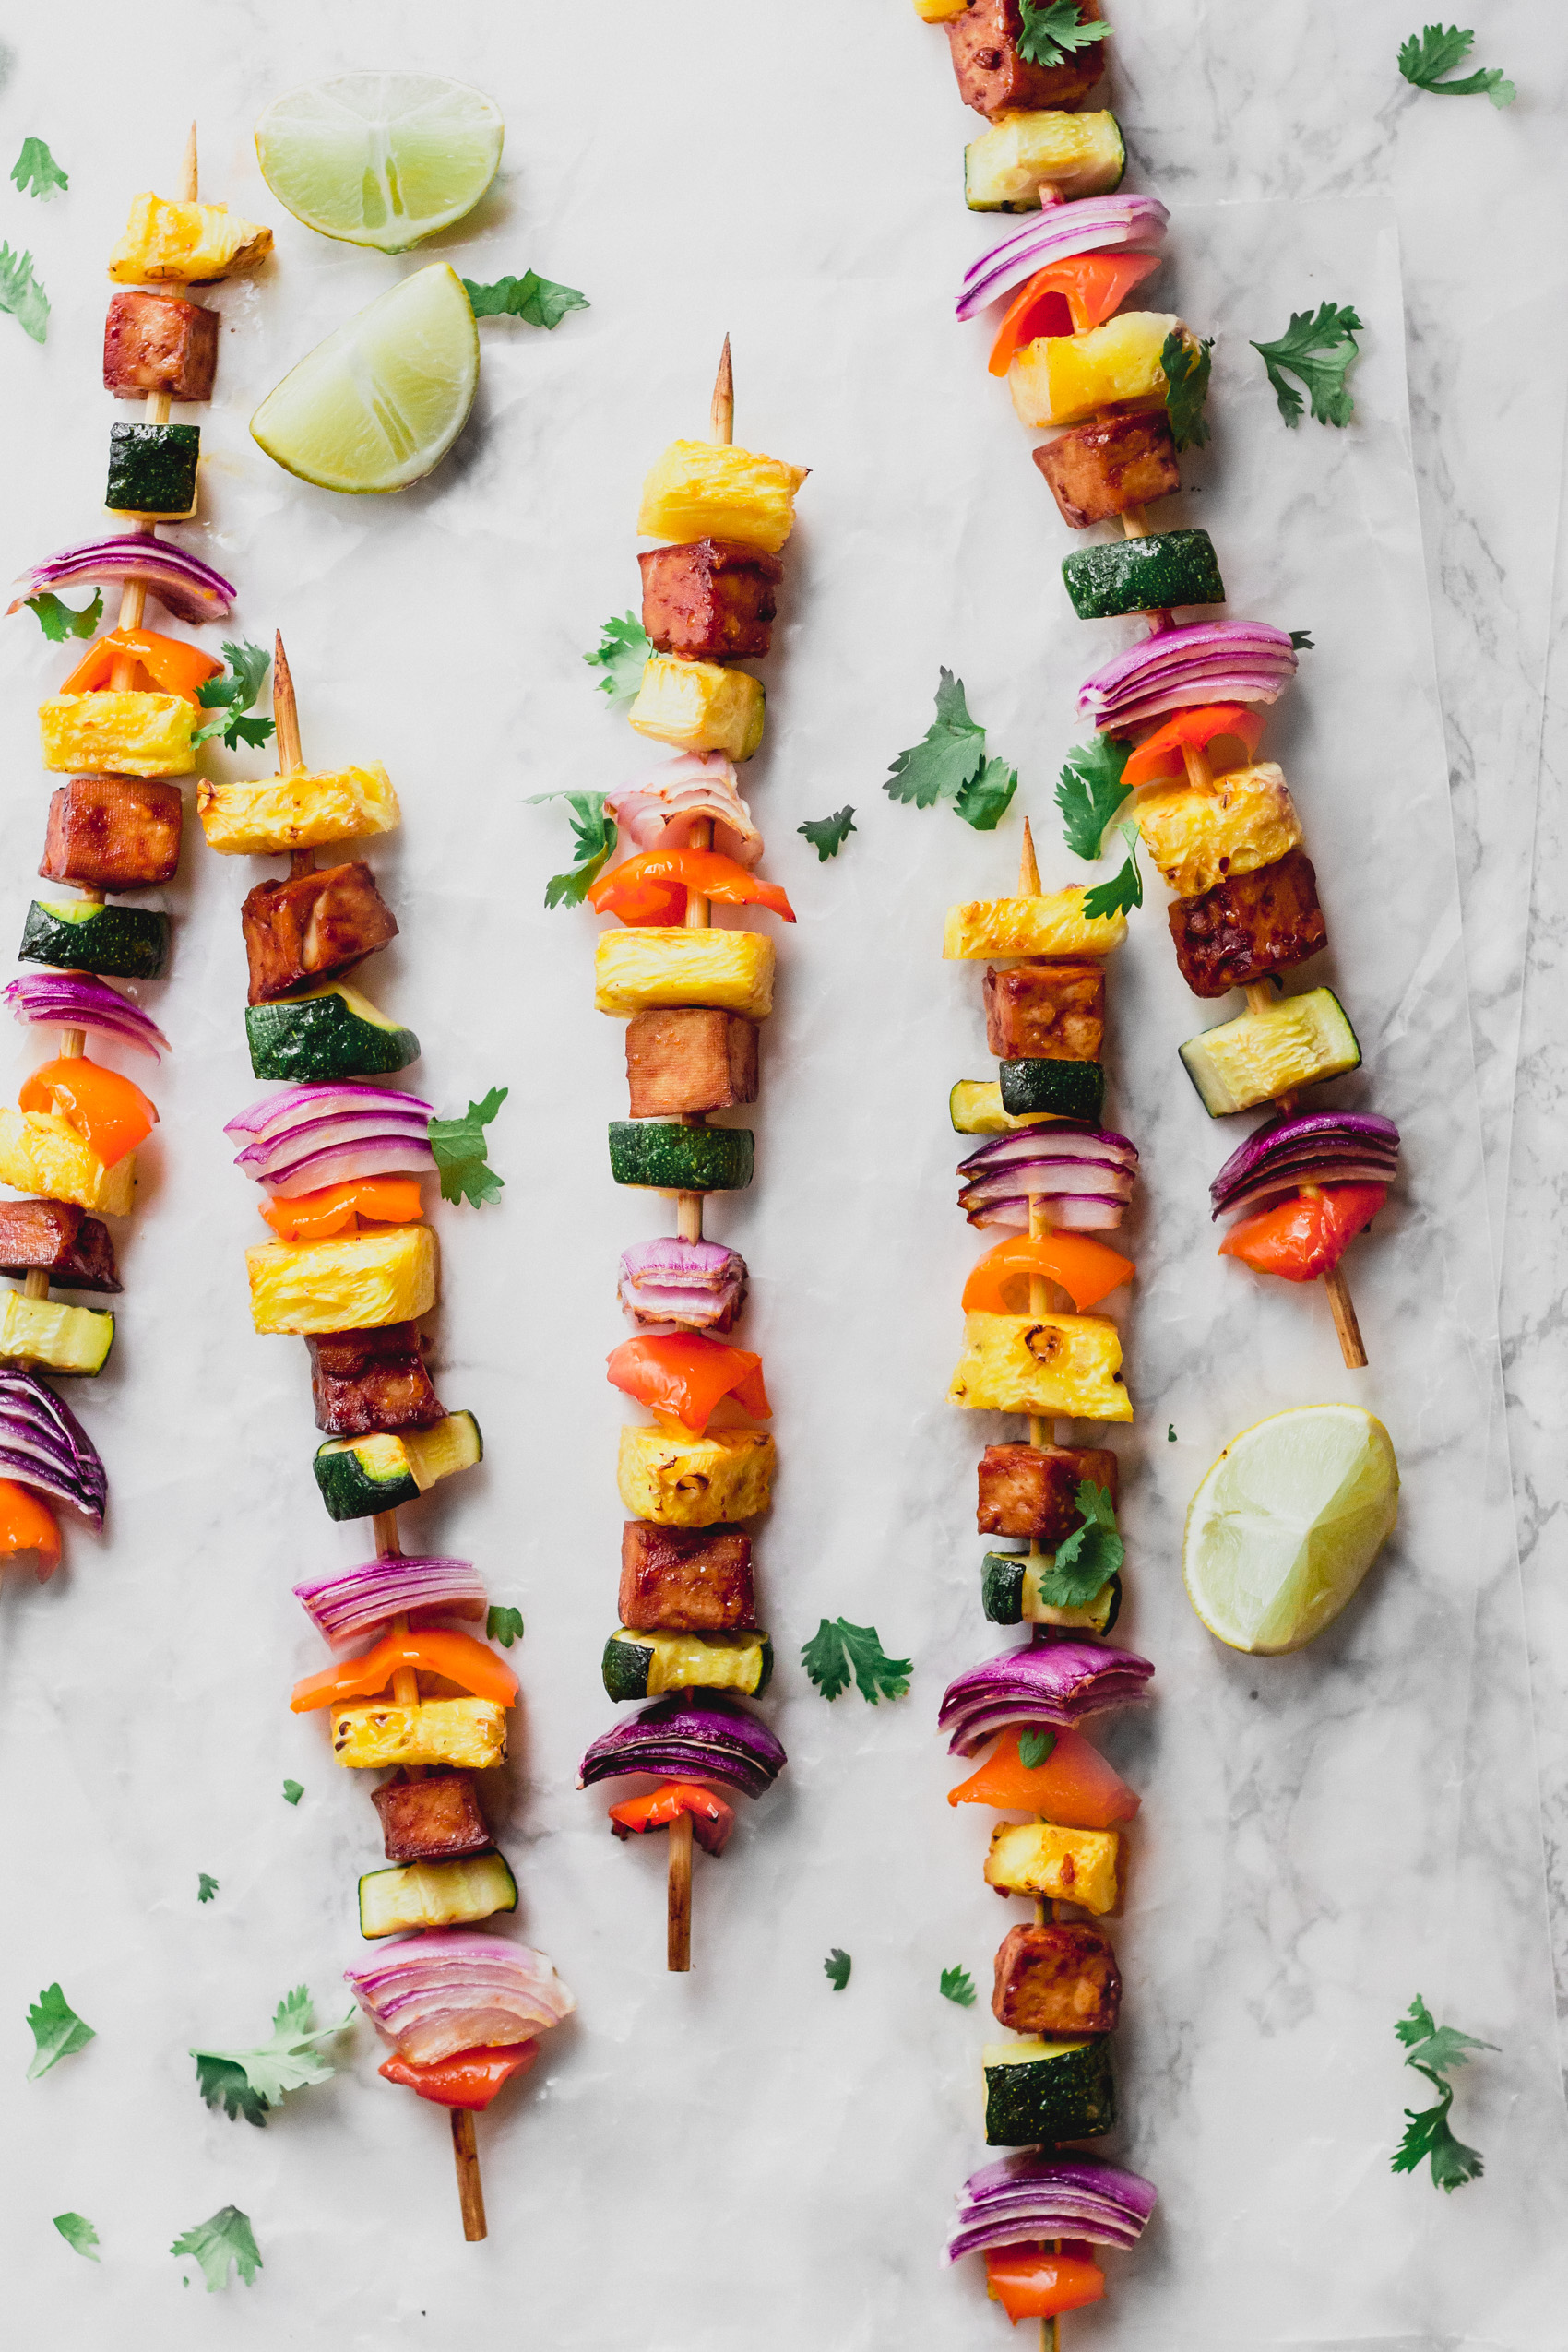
xmin=1055 ymin=736 xmax=1131 ymax=861
xmin=192 ymin=641 xmax=276 ymax=750
xmin=282 ymin=1779 xmax=303 ymax=1806
xmin=802 ymin=1618 xmax=912 ymax=1705
xmin=197 ymin=1872 xmax=219 ymax=1903
xmin=584 ymin=611 xmax=651 ymax=700
xmin=191 ymin=1984 xmax=352 ymax=2129
xmin=799 ymin=806 xmax=857 ymax=861
xmin=0 ymin=244 xmax=48 ymax=343
xmin=1038 ymin=1481 xmax=1124 ymax=1608
xmin=463 ymin=269 xmax=588 ymax=328
xmin=429 ymin=1087 xmax=507 ymax=1207
xmin=940 ymin=1966 xmax=978 ymax=2007
xmin=1397 ymin=24 xmax=1514 ymax=105
xmin=1016 ymin=1 xmax=1112 ymax=70
xmin=12 ymin=138 xmax=67 ymax=199
xmin=26 ymin=1983 xmax=95 ymax=2081
xmin=487 ymin=1604 xmax=524 ymax=1646
xmin=824 ymin=1948 xmax=852 ymax=1991
xmin=1017 ymin=1729 xmax=1056 ymax=1770
xmin=884 ymin=670 xmax=1017 ymax=832
xmin=53 ymin=2213 xmax=100 ymax=2261
xmin=1252 ymin=303 xmax=1363 ymax=430
xmin=172 ymin=2205 xmax=263 ymax=2293
xmin=23 ymin=588 xmax=101 ymax=644
xmin=1391 ymin=1996 xmax=1495 ymax=2192
xmin=1082 ymin=824 xmax=1143 ymax=921
xmin=1163 ymin=331 xmax=1214 ymax=451
xmin=528 ymin=789 xmax=619 ymax=908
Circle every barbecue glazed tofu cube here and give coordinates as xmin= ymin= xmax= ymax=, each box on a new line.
xmin=992 ymin=1922 xmax=1122 ymax=2035
xmin=41 ymin=776 xmax=183 ymax=893
xmin=978 ymin=1442 xmax=1119 ymax=1541
xmin=241 ymin=860 xmax=398 ymax=1004
xmin=0 ymin=1111 xmax=136 ymax=1218
xmin=1135 ymin=763 xmax=1301 ymax=899
xmin=617 ymin=1423 xmax=776 ymax=1526
xmin=625 ymin=1007 xmax=758 ymax=1117
xmin=102 ymin=290 xmax=219 ymax=400
xmin=619 ymin=1522 xmax=757 ymax=1632
xmin=983 ymin=960 xmax=1105 ymax=1062
xmin=638 ymin=540 xmax=781 ymax=662
xmin=0 ymin=1199 xmax=121 ymax=1292
xmin=372 ymin=1769 xmax=491 ymax=1863
xmin=985 ymin=1819 xmax=1122 ymax=1915
xmin=948 ymin=0 xmax=1106 ymax=115
xmin=108 ymin=193 xmax=272 ymax=284
xmin=1170 ymin=846 xmax=1327 ymax=998
xmin=307 ymin=1320 xmax=445 ymax=1435
xmin=948 ymin=1311 xmax=1132 ymax=1422
xmin=637 ymin=441 xmax=807 ymax=556
xmin=1034 ymin=409 xmax=1181 ymax=529
xmin=39 ymin=692 xmax=195 ymax=778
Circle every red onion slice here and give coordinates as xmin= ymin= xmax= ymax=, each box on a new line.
xmin=346 ymin=1930 xmax=576 ymax=2065
xmin=578 ymin=1693 xmax=787 ymax=1800
xmin=1210 ymin=1110 xmax=1400 ymax=1216
xmin=9 ymin=533 xmax=236 ymax=624
xmin=1079 ymin=622 xmax=1298 ymax=731
xmin=957 ymin=195 xmax=1170 ymax=319
xmin=294 ymin=1555 xmax=485 ymax=1644
xmin=947 ymin=2153 xmax=1158 ymax=2261
xmin=938 ymin=1638 xmax=1154 ymax=1754
xmin=0 ymin=1368 xmax=107 ymax=1526
xmin=619 ymin=1238 xmax=747 ymax=1331
xmin=964 ymin=1194 xmax=1129 ymax=1233
xmin=2 ymin=972 xmax=168 ymax=1058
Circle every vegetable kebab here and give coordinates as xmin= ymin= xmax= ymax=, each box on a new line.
xmin=570 ymin=344 xmax=800 ymax=1970
xmin=924 ymin=0 xmax=1400 ymax=1367
xmin=206 ymin=642 xmax=573 ymax=2240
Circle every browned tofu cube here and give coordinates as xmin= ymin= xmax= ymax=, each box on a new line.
xmin=947 ymin=0 xmax=1106 ymax=116
xmin=241 ymin=860 xmax=398 ymax=1004
xmin=983 ymin=959 xmax=1104 ymax=1062
xmin=992 ymin=1922 xmax=1122 ymax=2035
xmin=102 ymin=289 xmax=220 ymax=401
xmin=638 ymin=539 xmax=782 ymax=662
xmin=1034 ymin=409 xmax=1182 ymax=530
xmin=40 ymin=775 xmax=183 ymax=894
xmin=0 ymin=1199 xmax=121 ymax=1293
xmin=618 ymin=1521 xmax=756 ymax=1632
xmin=306 ymin=1321 xmax=444 ymax=1436
xmin=978 ymin=1443 xmax=1119 ymax=1543
xmin=372 ymin=1770 xmax=492 ymax=1863
xmin=625 ymin=1007 xmax=758 ymax=1117
xmin=1169 ymin=845 xmax=1327 ymax=999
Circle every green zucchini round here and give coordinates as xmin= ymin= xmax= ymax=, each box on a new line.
xmin=608 ymin=1121 xmax=754 ymax=1193
xmin=106 ymin=421 xmax=200 ymax=518
xmin=980 ymin=1553 xmax=1123 ymax=1633
xmin=20 ymin=897 xmax=170 ymax=980
xmin=997 ymin=1058 xmax=1105 ymax=1121
xmin=246 ymin=985 xmax=421 ymax=1082
xmin=983 ymin=2036 xmax=1116 ymax=2147
xmin=1061 ymin=527 xmax=1225 ymax=621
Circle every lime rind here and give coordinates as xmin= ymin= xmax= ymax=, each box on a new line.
xmin=255 ymin=73 xmax=504 ymax=253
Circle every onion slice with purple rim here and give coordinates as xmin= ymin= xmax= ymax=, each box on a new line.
xmin=578 ymin=1693 xmax=787 ymax=1800
xmin=957 ymin=1122 xmax=1138 ymax=1232
xmin=345 ymin=1930 xmax=576 ymax=2066
xmin=0 ymin=1368 xmax=108 ymax=1527
xmin=946 ymin=2153 xmax=1158 ymax=2262
xmin=2 ymin=972 xmax=168 ymax=1058
xmin=1079 ymin=621 xmax=1298 ymax=733
xmin=604 ymin=753 xmax=763 ymax=868
xmin=618 ymin=1238 xmax=747 ymax=1331
xmin=957 ymin=195 xmax=1170 ymax=321
xmin=938 ymin=1638 xmax=1154 ymax=1754
xmin=226 ymin=1083 xmax=435 ymax=1195
xmin=1210 ymin=1111 xmax=1400 ymax=1220
xmin=293 ymin=1555 xmax=485 ymax=1645
xmin=8 ymin=534 xmax=236 ymax=625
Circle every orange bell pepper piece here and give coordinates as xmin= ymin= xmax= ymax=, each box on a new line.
xmin=588 ymin=848 xmax=795 ymax=927
xmin=985 ymin=2245 xmax=1106 ymax=2322
xmin=989 ymin=250 xmax=1162 ymax=376
xmin=260 ymin=1176 xmax=424 ymax=1241
xmin=948 ymin=1725 xmax=1139 ymax=1831
xmin=962 ymin=1231 xmax=1134 ymax=1316
xmin=606 ymin=1334 xmax=770 ymax=1436
xmin=379 ymin=2042 xmax=539 ymax=2110
xmin=19 ymin=1055 xmax=158 ymax=1166
xmin=1219 ymin=1182 xmax=1386 ymax=1283
xmin=58 ymin=627 xmax=222 ymax=705
xmin=1121 ymin=701 xmax=1265 ymax=789
xmin=0 ymin=1479 xmax=61 ymax=1580
xmin=609 ymin=1781 xmax=736 ymax=1856
xmin=290 ymin=1627 xmax=519 ymax=1714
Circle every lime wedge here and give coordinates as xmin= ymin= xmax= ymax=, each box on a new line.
xmin=251 ymin=264 xmax=480 ymax=494
xmin=255 ymin=73 xmax=504 ymax=252
xmin=1182 ymin=1403 xmax=1398 ymax=1655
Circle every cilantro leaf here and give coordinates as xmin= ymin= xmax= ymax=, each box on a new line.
xmin=24 ymin=588 xmax=102 ymax=643
xmin=1251 ymin=303 xmax=1363 ymax=430
xmin=1290 ymin=628 xmax=1314 ymax=650
xmin=584 ymin=611 xmax=650 ymax=700
xmin=885 ymin=668 xmax=987 ymax=810
xmin=172 ymin=2204 xmax=263 ymax=2293
xmin=1082 ymin=824 xmax=1143 ymax=920
xmin=1163 ymin=331 xmax=1213 ymax=452
xmin=197 ymin=1872 xmax=219 ymax=1903
xmin=1168 ymin=1423 xmax=1178 ymax=1442
xmin=53 ymin=2212 xmax=100 ymax=2261
xmin=799 ymin=806 xmax=857 ymax=861
xmin=1016 ymin=0 xmax=1112 ymax=69
xmin=429 ymin=1086 xmax=507 ymax=1207
xmin=956 ymin=754 xmax=1018 ymax=832
xmin=1055 ymin=735 xmax=1132 ymax=861
xmin=527 ymin=789 xmax=619 ymax=908
xmin=1038 ymin=1479 xmax=1125 ymax=1606
xmin=281 ymin=1779 xmax=303 ymax=1806
xmin=487 ymin=1604 xmax=525 ymax=1647
xmin=12 ymin=138 xmax=67 ymax=199
xmin=940 ymin=1965 xmax=978 ymax=2007
xmin=26 ymin=1983 xmax=95 ymax=2081
xmin=1389 ymin=1997 xmax=1496 ymax=2192
xmin=1395 ymin=1994 xmax=1495 ymax=2072
xmin=1017 ymin=1728 xmax=1056 ymax=1769
xmin=0 ymin=244 xmax=49 ymax=343
xmin=192 ymin=641 xmax=276 ymax=750
xmin=192 ymin=1984 xmax=350 ymax=2128
xmin=824 ymin=1948 xmax=851 ymax=1991
xmin=801 ymin=1617 xmax=912 ymax=1705
xmin=1397 ymin=24 xmax=1514 ymax=105
xmin=462 ymin=270 xmax=588 ymax=328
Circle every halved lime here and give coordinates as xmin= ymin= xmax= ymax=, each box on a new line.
xmin=255 ymin=73 xmax=504 ymax=253
xmin=1182 ymin=1403 xmax=1398 ymax=1655
xmin=251 ymin=264 xmax=480 ymax=495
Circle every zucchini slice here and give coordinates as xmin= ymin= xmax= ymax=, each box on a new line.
xmin=19 ymin=897 xmax=170 ymax=980
xmin=981 ymin=1551 xmax=1122 ymax=1633
xmin=982 ymin=2036 xmax=1116 ymax=2145
xmin=0 ymin=1289 xmax=113 ymax=1375
xmin=949 ymin=1080 xmax=1056 ymax=1135
xmin=965 ymin=111 xmax=1125 ymax=211
xmin=358 ymin=1851 xmax=517 ymax=1939
xmin=998 ymin=1059 xmax=1105 ymax=1121
xmin=608 ymin=1120 xmax=754 ymax=1193
xmin=601 ymin=1626 xmax=774 ymax=1703
xmin=1062 ymin=528 xmax=1225 ymax=622
xmin=314 ymin=1410 xmax=482 ymax=1521
xmin=1179 ymin=986 xmax=1360 ymax=1116
xmin=105 ymin=422 xmax=200 ymax=519
xmin=245 ymin=980 xmax=421 ymax=1082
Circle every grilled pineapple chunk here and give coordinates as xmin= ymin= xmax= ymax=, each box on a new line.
xmin=944 ymin=887 xmax=1126 ymax=961
xmin=965 ymin=111 xmax=1125 ymax=210
xmin=109 ymin=193 xmax=272 ymax=284
xmin=1180 ymin=988 xmax=1360 ymax=1116
xmin=1010 ymin=312 xmax=1182 ymax=430
xmin=984 ymin=1820 xmax=1123 ymax=1916
xmin=246 ymin=1223 xmax=436 ymax=1336
xmin=39 ymin=691 xmax=195 ymax=778
xmin=595 ymin=927 xmax=774 ymax=1020
xmin=637 ymin=440 xmax=807 ymax=555
xmin=0 ymin=1290 xmax=114 ymax=1375
xmin=947 ymin=1309 xmax=1132 ymax=1421
xmin=0 ymin=1111 xmax=136 ymax=1217
xmin=1135 ymin=764 xmax=1302 ymax=899
xmin=198 ymin=763 xmax=399 ymax=855
xmin=617 ymin=1423 xmax=777 ymax=1526
xmin=628 ymin=655 xmax=766 ymax=761
xmin=331 ymin=1697 xmax=506 ymax=1771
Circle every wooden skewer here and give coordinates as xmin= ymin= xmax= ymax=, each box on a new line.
xmin=667 ymin=1806 xmax=694 ymax=1971
xmin=271 ymin=634 xmax=316 ymax=878
xmin=451 ymin=2109 xmax=488 ymax=2241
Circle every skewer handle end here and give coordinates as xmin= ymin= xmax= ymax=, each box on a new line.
xmin=451 ymin=2108 xmax=488 ymax=2241
xmin=710 ymin=335 xmax=734 ymax=446
xmin=667 ymin=1807 xmax=694 ymax=1971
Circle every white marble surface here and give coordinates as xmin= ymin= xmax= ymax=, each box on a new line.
xmin=0 ymin=4 xmax=1565 ymax=2346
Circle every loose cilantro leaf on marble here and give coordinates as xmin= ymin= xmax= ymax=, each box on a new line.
xmin=885 ymin=671 xmax=1017 ymax=831
xmin=487 ymin=1604 xmax=525 ymax=1646
xmin=799 ymin=806 xmax=857 ymax=861
xmin=24 ymin=588 xmax=101 ymax=643
xmin=171 ymin=2205 xmax=263 ymax=2292
xmin=193 ymin=641 xmax=275 ymax=750
xmin=956 ymin=754 xmax=1018 ymax=833
xmin=429 ymin=1087 xmax=507 ymax=1207
xmin=1290 ymin=628 xmax=1315 ymax=650
xmin=12 ymin=138 xmax=67 ymax=199
xmin=1055 ymin=735 xmax=1132 ymax=861
xmin=1251 ymin=303 xmax=1363 ymax=430
xmin=940 ymin=1966 xmax=978 ymax=2007
xmin=197 ymin=1873 xmax=219 ymax=1903
xmin=584 ymin=611 xmax=650 ymax=699
xmin=0 ymin=244 xmax=49 ymax=342
xmin=1397 ymin=24 xmax=1514 ymax=105
xmin=824 ymin=1948 xmax=852 ymax=1991
xmin=528 ymin=789 xmax=619 ymax=908
xmin=1168 ymin=1423 xmax=1178 ymax=1443
xmin=1082 ymin=825 xmax=1143 ymax=921
xmin=802 ymin=1618 xmax=912 ymax=1705
xmin=1038 ymin=1480 xmax=1125 ymax=1607
xmin=1390 ymin=1995 xmax=1496 ymax=2192
xmin=53 ymin=2212 xmax=100 ymax=2260
xmin=1017 ymin=1729 xmax=1056 ymax=1769
xmin=282 ymin=1780 xmax=303 ymax=1805
xmin=462 ymin=270 xmax=588 ymax=328
xmin=26 ymin=1983 xmax=95 ymax=2080
xmin=1162 ymin=331 xmax=1213 ymax=451
xmin=192 ymin=1985 xmax=350 ymax=2128
xmin=1016 ymin=0 xmax=1112 ymax=69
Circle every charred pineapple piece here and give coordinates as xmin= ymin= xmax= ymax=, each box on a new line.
xmin=617 ymin=1423 xmax=776 ymax=1526
xmin=985 ymin=1819 xmax=1123 ymax=1915
xmin=947 ymin=1309 xmax=1132 ymax=1421
xmin=595 ymin=928 xmax=773 ymax=1020
xmin=331 ymin=1697 xmax=505 ymax=1771
xmin=199 ymin=764 xmax=398 ymax=856
xmin=637 ymin=440 xmax=807 ymax=555
xmin=245 ymin=1225 xmax=437 ymax=1336
xmin=628 ymin=655 xmax=766 ymax=761
xmin=39 ymin=692 xmax=195 ymax=778
xmin=1135 ymin=764 xmax=1302 ymax=899
xmin=1011 ymin=313 xmax=1183 ymax=430
xmin=108 ymin=193 xmax=272 ymax=284
xmin=0 ymin=1111 xmax=136 ymax=1218
xmin=944 ymin=887 xmax=1125 ymax=961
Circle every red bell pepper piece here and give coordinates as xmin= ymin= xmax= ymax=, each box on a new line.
xmin=588 ymin=847 xmax=795 ymax=928
xmin=606 ymin=1333 xmax=770 ymax=1436
xmin=19 ymin=1055 xmax=158 ymax=1167
xmin=1121 ymin=701 xmax=1265 ymax=788
xmin=379 ymin=2041 xmax=539 ymax=2110
xmin=985 ymin=2244 xmax=1106 ymax=2322
xmin=260 ymin=1176 xmax=424 ymax=1241
xmin=609 ymin=1780 xmax=736 ymax=1856
xmin=290 ymin=1626 xmax=519 ymax=1714
xmin=1219 ymin=1182 xmax=1387 ymax=1283
xmin=58 ymin=627 xmax=222 ymax=704
xmin=962 ymin=1231 xmax=1134 ymax=1317
xmin=948 ymin=1725 xmax=1139 ymax=1830
xmin=0 ymin=1478 xmax=61 ymax=1581
xmin=988 ymin=250 xmax=1162 ymax=376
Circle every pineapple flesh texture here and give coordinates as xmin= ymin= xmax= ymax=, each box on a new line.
xmin=331 ymin=1697 xmax=507 ymax=1771
xmin=0 ymin=1111 xmax=136 ymax=1216
xmin=246 ymin=1223 xmax=437 ymax=1336
xmin=617 ymin=1422 xmax=777 ymax=1526
xmin=944 ymin=887 xmax=1127 ymax=961
xmin=108 ymin=193 xmax=273 ymax=283
xmin=947 ymin=1308 xmax=1132 ymax=1422
xmin=595 ymin=927 xmax=774 ymax=1020
xmin=198 ymin=763 xmax=399 ymax=855
xmin=637 ymin=440 xmax=807 ymax=556
xmin=0 ymin=1290 xmax=113 ymax=1375
xmin=984 ymin=1820 xmax=1122 ymax=1916
xmin=1010 ymin=312 xmax=1182 ymax=429
xmin=628 ymin=655 xmax=766 ymax=761
xmin=40 ymin=691 xmax=195 ymax=778
xmin=1135 ymin=764 xmax=1302 ymax=899
xmin=965 ymin=111 xmax=1123 ymax=210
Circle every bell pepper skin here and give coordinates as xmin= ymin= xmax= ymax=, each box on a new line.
xmin=606 ymin=1333 xmax=770 ymax=1436
xmin=18 ymin=1056 xmax=158 ymax=1167
xmin=378 ymin=2041 xmax=539 ymax=2110
xmin=1122 ymin=701 xmax=1265 ymax=788
xmin=989 ymin=251 xmax=1162 ymax=375
xmin=1219 ymin=1182 xmax=1387 ymax=1282
xmin=58 ymin=627 xmax=221 ymax=705
xmin=260 ymin=1177 xmax=424 ymax=1241
xmin=962 ymin=1232 xmax=1134 ymax=1316
xmin=609 ymin=1780 xmax=736 ymax=1856
xmin=290 ymin=1627 xmax=519 ymax=1714
xmin=588 ymin=848 xmax=795 ymax=928
xmin=948 ymin=1725 xmax=1139 ymax=1830
xmin=0 ymin=1477 xmax=62 ymax=1579
xmin=985 ymin=2245 xmax=1107 ymax=2322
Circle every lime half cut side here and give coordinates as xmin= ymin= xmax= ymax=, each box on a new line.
xmin=255 ymin=73 xmax=504 ymax=252
xmin=250 ymin=263 xmax=481 ymax=494
xmin=1182 ymin=1403 xmax=1398 ymax=1655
